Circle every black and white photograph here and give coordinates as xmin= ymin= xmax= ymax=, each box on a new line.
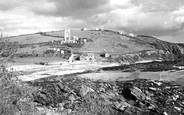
xmin=0 ymin=0 xmax=184 ymax=115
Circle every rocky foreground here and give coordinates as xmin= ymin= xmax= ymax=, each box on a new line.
xmin=28 ymin=75 xmax=184 ymax=115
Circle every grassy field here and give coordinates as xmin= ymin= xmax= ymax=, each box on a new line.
xmin=8 ymin=33 xmax=62 ymax=44
xmin=8 ymin=30 xmax=100 ymax=44
xmin=47 ymin=30 xmax=100 ymax=38
xmin=17 ymin=46 xmax=49 ymax=54
xmin=7 ymin=30 xmax=157 ymax=56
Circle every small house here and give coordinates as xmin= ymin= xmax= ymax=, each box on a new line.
xmin=100 ymin=53 xmax=110 ymax=58
xmin=81 ymin=28 xmax=88 ymax=31
xmin=95 ymin=28 xmax=100 ymax=31
xmin=80 ymin=52 xmax=101 ymax=62
xmin=79 ymin=38 xmax=88 ymax=44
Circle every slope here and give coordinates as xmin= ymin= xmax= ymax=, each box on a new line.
xmin=79 ymin=30 xmax=184 ymax=61
xmin=80 ymin=31 xmax=156 ymax=55
xmin=6 ymin=29 xmax=184 ymax=61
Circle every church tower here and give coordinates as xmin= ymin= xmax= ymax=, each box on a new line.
xmin=64 ymin=29 xmax=70 ymax=43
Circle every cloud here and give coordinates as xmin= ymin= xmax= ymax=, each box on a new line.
xmin=32 ymin=0 xmax=110 ymax=18
xmin=132 ymin=0 xmax=184 ymax=12
xmin=0 ymin=0 xmax=184 ymax=39
xmin=31 ymin=0 xmax=184 ymax=34
xmin=0 ymin=6 xmax=60 ymax=36
xmin=0 ymin=0 xmax=21 ymax=11
xmin=84 ymin=5 xmax=181 ymax=32
xmin=0 ymin=5 xmax=94 ymax=36
xmin=86 ymin=0 xmax=184 ymax=35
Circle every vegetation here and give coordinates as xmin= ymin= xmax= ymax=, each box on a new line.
xmin=1 ymin=29 xmax=184 ymax=115
xmin=38 ymin=31 xmax=64 ymax=38
xmin=0 ymin=39 xmax=37 ymax=115
xmin=0 ymin=65 xmax=37 ymax=115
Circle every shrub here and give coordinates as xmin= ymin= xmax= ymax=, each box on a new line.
xmin=0 ymin=65 xmax=37 ymax=115
xmin=0 ymin=38 xmax=37 ymax=115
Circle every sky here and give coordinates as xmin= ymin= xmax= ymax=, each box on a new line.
xmin=0 ymin=0 xmax=184 ymax=43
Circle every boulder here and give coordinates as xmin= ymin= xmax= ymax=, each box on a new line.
xmin=79 ymin=85 xmax=94 ymax=97
xmin=113 ymin=101 xmax=131 ymax=111
xmin=130 ymin=87 xmax=148 ymax=100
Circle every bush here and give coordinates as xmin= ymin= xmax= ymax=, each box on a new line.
xmin=0 ymin=65 xmax=37 ymax=115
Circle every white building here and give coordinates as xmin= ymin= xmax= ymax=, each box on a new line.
xmin=81 ymin=28 xmax=88 ymax=31
xmin=64 ymin=29 xmax=71 ymax=42
xmin=70 ymin=36 xmax=79 ymax=43
xmin=118 ymin=31 xmax=126 ymax=35
xmin=95 ymin=28 xmax=100 ymax=31
xmin=129 ymin=33 xmax=136 ymax=37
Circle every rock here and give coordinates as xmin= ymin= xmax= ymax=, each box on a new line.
xmin=79 ymin=85 xmax=94 ymax=97
xmin=148 ymin=104 xmax=156 ymax=110
xmin=45 ymin=111 xmax=60 ymax=115
xmin=113 ymin=101 xmax=131 ymax=111
xmin=99 ymin=90 xmax=120 ymax=104
xmin=68 ymin=94 xmax=77 ymax=103
xmin=32 ymin=77 xmax=184 ymax=115
xmin=163 ymin=111 xmax=168 ymax=115
xmin=58 ymin=103 xmax=64 ymax=111
xmin=98 ymin=87 xmax=106 ymax=92
xmin=130 ymin=87 xmax=147 ymax=100
xmin=67 ymin=109 xmax=72 ymax=114
xmin=37 ymin=62 xmax=48 ymax=65
xmin=36 ymin=107 xmax=45 ymax=111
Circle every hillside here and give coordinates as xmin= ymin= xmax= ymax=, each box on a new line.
xmin=7 ymin=30 xmax=100 ymax=44
xmin=79 ymin=31 xmax=156 ymax=55
xmin=6 ymin=29 xmax=184 ymax=62
xmin=79 ymin=30 xmax=184 ymax=61
xmin=80 ymin=31 xmax=183 ymax=53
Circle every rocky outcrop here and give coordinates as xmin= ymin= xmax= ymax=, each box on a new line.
xmin=135 ymin=35 xmax=184 ymax=59
xmin=112 ymin=50 xmax=177 ymax=63
xmin=109 ymin=35 xmax=184 ymax=63
xmin=30 ymin=76 xmax=184 ymax=115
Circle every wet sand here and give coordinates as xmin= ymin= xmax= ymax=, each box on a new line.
xmin=79 ymin=70 xmax=184 ymax=82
